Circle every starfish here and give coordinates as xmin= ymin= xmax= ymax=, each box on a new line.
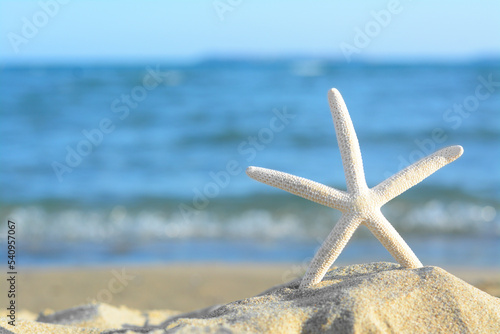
xmin=246 ymin=88 xmax=463 ymax=289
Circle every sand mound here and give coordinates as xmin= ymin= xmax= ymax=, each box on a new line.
xmin=2 ymin=262 xmax=499 ymax=333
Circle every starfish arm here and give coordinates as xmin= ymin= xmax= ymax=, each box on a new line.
xmin=300 ymin=213 xmax=362 ymax=288
xmin=328 ymin=88 xmax=368 ymax=193
xmin=365 ymin=211 xmax=423 ymax=268
xmin=373 ymin=145 xmax=463 ymax=205
xmin=246 ymin=166 xmax=350 ymax=211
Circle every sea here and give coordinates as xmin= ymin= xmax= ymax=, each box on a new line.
xmin=1 ymin=59 xmax=499 ymax=268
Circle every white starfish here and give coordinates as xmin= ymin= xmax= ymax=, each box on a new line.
xmin=246 ymin=88 xmax=463 ymax=289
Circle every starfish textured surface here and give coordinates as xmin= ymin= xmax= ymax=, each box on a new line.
xmin=246 ymin=88 xmax=463 ymax=289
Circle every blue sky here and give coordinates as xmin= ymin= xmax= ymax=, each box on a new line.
xmin=0 ymin=0 xmax=499 ymax=63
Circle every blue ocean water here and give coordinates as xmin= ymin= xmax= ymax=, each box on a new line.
xmin=1 ymin=59 xmax=499 ymax=267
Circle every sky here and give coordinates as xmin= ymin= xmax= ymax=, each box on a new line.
xmin=0 ymin=0 xmax=499 ymax=63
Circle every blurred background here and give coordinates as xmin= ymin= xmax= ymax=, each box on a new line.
xmin=1 ymin=0 xmax=499 ymax=269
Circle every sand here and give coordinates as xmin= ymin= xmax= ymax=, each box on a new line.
xmin=8 ymin=262 xmax=500 ymax=313
xmin=9 ymin=263 xmax=297 ymax=313
xmin=1 ymin=262 xmax=499 ymax=333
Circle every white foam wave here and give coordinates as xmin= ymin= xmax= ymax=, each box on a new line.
xmin=2 ymin=202 xmax=498 ymax=244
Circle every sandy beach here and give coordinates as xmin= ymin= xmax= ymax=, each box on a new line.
xmin=2 ymin=262 xmax=499 ymax=333
xmin=12 ymin=263 xmax=293 ymax=315
xmin=13 ymin=263 xmax=500 ymax=315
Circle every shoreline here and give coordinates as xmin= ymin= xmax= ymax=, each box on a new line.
xmin=12 ymin=262 xmax=500 ymax=315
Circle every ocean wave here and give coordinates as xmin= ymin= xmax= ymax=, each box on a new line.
xmin=2 ymin=199 xmax=498 ymax=245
